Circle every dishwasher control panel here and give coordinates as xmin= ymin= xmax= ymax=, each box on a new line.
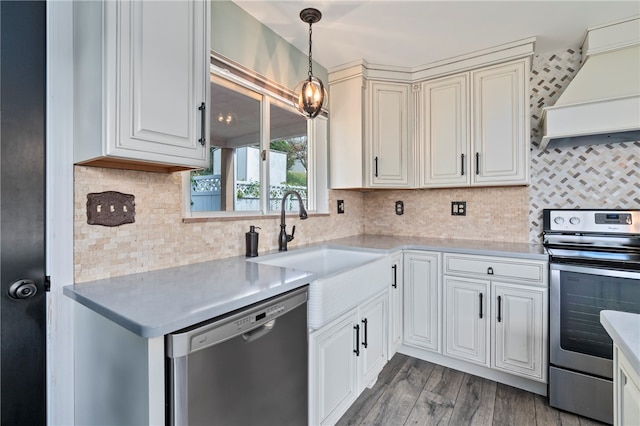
xmin=233 ymin=303 xmax=285 ymax=331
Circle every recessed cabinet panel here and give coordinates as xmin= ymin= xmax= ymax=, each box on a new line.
xmin=492 ymin=283 xmax=546 ymax=380
xmin=472 ymin=60 xmax=528 ymax=184
xmin=421 ymin=75 xmax=469 ymax=187
xmin=311 ymin=310 xmax=359 ymax=425
xmin=359 ymin=293 xmax=387 ymax=391
xmin=389 ymin=254 xmax=404 ymax=357
xmin=403 ymin=251 xmax=441 ymax=352
xmin=369 ymin=81 xmax=412 ymax=187
xmin=444 ymin=276 xmax=490 ymax=366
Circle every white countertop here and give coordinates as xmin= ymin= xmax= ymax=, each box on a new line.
xmin=601 ymin=310 xmax=640 ymax=374
xmin=64 ymin=234 xmax=547 ymax=338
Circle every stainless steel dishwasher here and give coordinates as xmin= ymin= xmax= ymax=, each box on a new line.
xmin=166 ymin=287 xmax=308 ymax=426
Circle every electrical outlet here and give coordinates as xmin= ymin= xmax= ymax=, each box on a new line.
xmin=337 ymin=199 xmax=345 ymax=214
xmin=451 ymin=201 xmax=467 ymax=216
xmin=395 ymin=201 xmax=404 ymax=215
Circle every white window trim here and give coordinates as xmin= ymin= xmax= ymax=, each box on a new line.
xmin=183 ymin=58 xmax=328 ymax=219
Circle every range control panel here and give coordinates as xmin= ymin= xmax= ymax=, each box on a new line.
xmin=544 ymin=209 xmax=640 ymax=234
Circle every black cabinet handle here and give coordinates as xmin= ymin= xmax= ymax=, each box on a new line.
xmin=487 ymin=267 xmax=494 ymax=275
xmin=392 ymin=264 xmax=397 ymax=288
xmin=353 ymin=324 xmax=360 ymax=356
xmin=374 ymin=156 xmax=379 ymax=177
xmin=475 ymin=152 xmax=480 ymax=175
xmin=479 ymin=292 xmax=484 ymax=319
xmin=362 ymin=318 xmax=368 ymax=348
xmin=461 ymin=153 xmax=465 ymax=176
xmin=198 ymin=102 xmax=206 ymax=146
xmin=497 ymin=295 xmax=502 ymax=322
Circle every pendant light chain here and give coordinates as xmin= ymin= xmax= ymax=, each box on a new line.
xmin=308 ymin=21 xmax=313 ymax=80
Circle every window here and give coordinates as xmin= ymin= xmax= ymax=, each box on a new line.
xmin=186 ymin=60 xmax=327 ymax=218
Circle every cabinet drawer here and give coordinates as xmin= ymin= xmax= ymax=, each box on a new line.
xmin=444 ymin=253 xmax=547 ymax=285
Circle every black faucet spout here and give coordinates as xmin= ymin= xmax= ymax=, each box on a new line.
xmin=278 ymin=190 xmax=308 ymax=251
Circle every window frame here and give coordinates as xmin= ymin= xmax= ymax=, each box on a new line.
xmin=183 ymin=54 xmax=328 ymax=219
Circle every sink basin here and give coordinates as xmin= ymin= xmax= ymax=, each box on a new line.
xmin=249 ymin=246 xmax=391 ymax=329
xmin=249 ymin=246 xmax=384 ymax=276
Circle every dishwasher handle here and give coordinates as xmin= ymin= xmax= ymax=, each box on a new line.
xmin=241 ymin=319 xmax=276 ymax=343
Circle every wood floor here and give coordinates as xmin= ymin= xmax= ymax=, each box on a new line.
xmin=337 ymin=353 xmax=607 ymax=426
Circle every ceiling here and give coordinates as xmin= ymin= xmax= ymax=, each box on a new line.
xmin=233 ymin=1 xmax=640 ymax=71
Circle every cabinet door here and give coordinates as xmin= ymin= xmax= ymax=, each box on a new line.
xmin=112 ymin=0 xmax=209 ymax=166
xmin=492 ymin=283 xmax=546 ymax=381
xmin=359 ymin=292 xmax=388 ymax=392
xmin=615 ymin=347 xmax=640 ymax=426
xmin=420 ymin=74 xmax=469 ymax=187
xmin=404 ymin=251 xmax=441 ymax=352
xmin=310 ymin=310 xmax=359 ymax=426
xmin=444 ymin=276 xmax=490 ymax=366
xmin=471 ymin=59 xmax=528 ymax=185
xmin=368 ymin=81 xmax=412 ymax=187
xmin=388 ymin=253 xmax=403 ymax=358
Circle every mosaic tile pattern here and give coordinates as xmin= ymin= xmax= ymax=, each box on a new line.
xmin=528 ymin=48 xmax=640 ymax=242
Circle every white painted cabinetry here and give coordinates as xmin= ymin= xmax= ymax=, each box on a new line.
xmin=442 ymin=253 xmax=548 ymax=381
xmin=614 ymin=344 xmax=640 ymax=426
xmin=310 ymin=290 xmax=388 ymax=425
xmin=74 ymin=0 xmax=210 ymax=172
xmin=388 ymin=253 xmax=404 ymax=357
xmin=444 ymin=276 xmax=490 ymax=365
xmin=420 ymin=58 xmax=529 ymax=187
xmin=403 ymin=251 xmax=441 ymax=353
xmin=328 ymin=64 xmax=412 ymax=189
xmin=368 ymin=81 xmax=413 ymax=187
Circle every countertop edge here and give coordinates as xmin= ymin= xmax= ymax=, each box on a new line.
xmin=600 ymin=310 xmax=640 ymax=375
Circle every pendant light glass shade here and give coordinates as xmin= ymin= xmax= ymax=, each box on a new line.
xmin=295 ymin=8 xmax=327 ymax=119
xmin=295 ymin=76 xmax=327 ymax=119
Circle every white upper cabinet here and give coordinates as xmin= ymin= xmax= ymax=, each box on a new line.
xmin=74 ymin=0 xmax=210 ymax=172
xmin=471 ymin=59 xmax=529 ymax=185
xmin=368 ymin=81 xmax=413 ymax=187
xmin=328 ymin=64 xmax=413 ymax=189
xmin=420 ymin=74 xmax=469 ymax=187
xmin=420 ymin=58 xmax=530 ymax=187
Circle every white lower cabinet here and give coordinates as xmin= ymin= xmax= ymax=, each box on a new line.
xmin=403 ymin=251 xmax=441 ymax=353
xmin=310 ymin=291 xmax=388 ymax=425
xmin=442 ymin=253 xmax=548 ymax=382
xmin=444 ymin=276 xmax=490 ymax=366
xmin=614 ymin=344 xmax=640 ymax=426
xmin=492 ymin=283 xmax=546 ymax=380
xmin=388 ymin=253 xmax=403 ymax=357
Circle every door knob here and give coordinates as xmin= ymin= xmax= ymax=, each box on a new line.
xmin=8 ymin=279 xmax=37 ymax=300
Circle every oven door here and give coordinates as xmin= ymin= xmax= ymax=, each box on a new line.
xmin=550 ymin=262 xmax=640 ymax=379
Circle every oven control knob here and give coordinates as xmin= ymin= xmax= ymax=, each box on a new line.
xmin=554 ymin=216 xmax=565 ymax=225
xmin=569 ymin=217 xmax=580 ymax=225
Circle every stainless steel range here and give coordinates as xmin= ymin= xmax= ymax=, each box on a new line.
xmin=544 ymin=209 xmax=640 ymax=424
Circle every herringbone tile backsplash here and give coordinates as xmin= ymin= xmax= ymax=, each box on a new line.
xmin=528 ymin=48 xmax=640 ymax=242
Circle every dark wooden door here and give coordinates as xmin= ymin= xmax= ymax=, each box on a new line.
xmin=0 ymin=1 xmax=47 ymax=423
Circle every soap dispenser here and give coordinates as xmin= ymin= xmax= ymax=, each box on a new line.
xmin=245 ymin=226 xmax=260 ymax=257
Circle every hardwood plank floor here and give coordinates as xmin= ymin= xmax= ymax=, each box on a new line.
xmin=337 ymin=353 xmax=608 ymax=426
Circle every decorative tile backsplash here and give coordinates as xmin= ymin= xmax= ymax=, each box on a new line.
xmin=74 ymin=166 xmax=365 ymax=282
xmin=527 ymin=48 xmax=640 ymax=242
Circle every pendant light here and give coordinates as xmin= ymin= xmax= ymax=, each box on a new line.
xmin=295 ymin=8 xmax=327 ymax=119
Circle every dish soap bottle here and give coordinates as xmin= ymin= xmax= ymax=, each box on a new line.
xmin=245 ymin=226 xmax=260 ymax=257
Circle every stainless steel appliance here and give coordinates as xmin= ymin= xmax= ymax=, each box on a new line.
xmin=544 ymin=209 xmax=640 ymax=424
xmin=166 ymin=287 xmax=308 ymax=426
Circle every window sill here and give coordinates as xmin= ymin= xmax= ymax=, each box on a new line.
xmin=182 ymin=212 xmax=330 ymax=223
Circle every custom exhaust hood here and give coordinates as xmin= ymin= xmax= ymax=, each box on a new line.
xmin=540 ymin=17 xmax=640 ymax=150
